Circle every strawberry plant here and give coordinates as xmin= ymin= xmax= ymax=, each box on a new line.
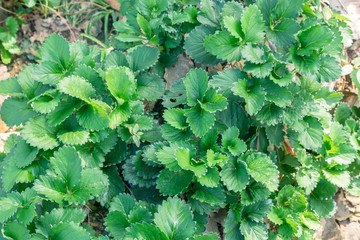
xmin=0 ymin=17 xmax=20 ymax=64
xmin=0 ymin=0 xmax=359 ymax=239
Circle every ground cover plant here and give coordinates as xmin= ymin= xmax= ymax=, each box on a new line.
xmin=0 ymin=0 xmax=359 ymax=239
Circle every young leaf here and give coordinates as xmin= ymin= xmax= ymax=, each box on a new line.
xmin=240 ymin=5 xmax=265 ymax=43
xmin=205 ymin=31 xmax=242 ymax=62
xmin=232 ymin=79 xmax=265 ymax=115
xmin=58 ymin=76 xmax=96 ymax=102
xmin=40 ymin=34 xmax=70 ymax=67
xmin=163 ymin=108 xmax=188 ymax=130
xmin=185 ymin=105 xmax=215 ymax=138
xmin=221 ymin=157 xmax=249 ymax=192
xmin=106 ymin=66 xmax=136 ymax=104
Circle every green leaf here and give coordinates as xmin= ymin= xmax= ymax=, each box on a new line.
xmin=262 ymin=80 xmax=292 ymax=107
xmin=136 ymin=0 xmax=168 ymax=17
xmin=32 ymin=89 xmax=61 ymax=114
xmin=109 ymin=193 xmax=135 ymax=214
xmin=0 ymin=194 xmax=21 ymax=223
xmin=50 ymin=147 xmax=81 ymax=189
xmin=47 ymin=97 xmax=80 ymax=126
xmin=244 ymin=61 xmax=273 ymax=79
xmin=104 ymin=51 xmax=129 ymax=68
xmin=316 ymin=55 xmax=342 ymax=82
xmin=106 ymin=66 xmax=136 ymax=103
xmin=298 ymin=116 xmax=323 ymax=150
xmin=137 ymin=14 xmax=153 ymax=38
xmin=310 ymin=198 xmax=336 ymax=218
xmin=256 ymin=103 xmax=283 ymax=126
xmin=0 ymin=97 xmax=37 ymax=126
xmin=185 ymin=105 xmax=215 ymax=138
xmin=189 ymin=233 xmax=219 ymax=240
xmin=183 ymin=69 xmax=208 ymax=107
xmin=154 ymin=198 xmax=196 ymax=240
xmin=126 ymin=45 xmax=159 ymax=72
xmin=184 ymin=26 xmax=219 ymax=65
xmin=105 ymin=211 xmax=129 ymax=239
xmin=222 ymin=127 xmax=246 ymax=155
xmin=50 ymin=222 xmax=90 ymax=240
xmin=156 ymin=169 xmax=193 ymax=195
xmin=210 ymin=68 xmax=247 ymax=93
xmin=58 ymin=76 xmax=96 ymax=101
xmin=311 ymin=179 xmax=337 ymax=200
xmin=265 ymin=124 xmax=284 ymax=146
xmin=198 ymin=167 xmax=220 ymax=188
xmin=323 ymin=168 xmax=350 ymax=188
xmin=205 ymin=31 xmax=242 ymax=62
xmin=335 ymin=102 xmax=351 ymax=125
xmin=199 ymin=88 xmax=227 ymax=113
xmin=176 ymin=147 xmax=207 ymax=177
xmin=156 ymin=144 xmax=182 ymax=172
xmin=77 ymin=101 xmax=110 ymax=131
xmin=240 ymin=220 xmax=267 ymax=240
xmin=192 ymin=184 xmax=226 ymax=205
xmin=232 ymin=79 xmax=265 ymax=115
xmin=266 ymin=18 xmax=300 ymax=48
xmin=109 ymin=103 xmax=131 ymax=129
xmin=241 ymin=5 xmax=265 ymax=43
xmin=224 ymin=209 xmax=243 ymax=240
xmin=300 ymin=212 xmax=320 ymax=230
xmin=224 ymin=16 xmax=243 ymax=39
xmin=296 ymin=167 xmax=319 ymax=194
xmin=58 ymin=130 xmax=89 ymax=146
xmin=0 ymin=77 xmax=23 ymax=96
xmin=13 ymin=137 xmax=39 ymax=168
xmin=40 ymin=34 xmax=70 ymax=67
xmin=3 ymin=222 xmax=30 ymax=240
xmin=241 ymin=44 xmax=267 ymax=64
xmin=290 ymin=46 xmax=319 ymax=76
xmin=164 ymin=109 xmax=188 ymax=130
xmin=197 ymin=0 xmax=222 ymax=27
xmin=125 ymin=223 xmax=167 ymax=240
xmin=32 ymin=61 xmax=66 ymax=85
xmin=6 ymin=17 xmax=19 ymax=33
xmin=221 ymin=157 xmax=249 ymax=192
xmin=136 ymin=73 xmax=165 ymax=101
xmin=242 ymin=200 xmax=271 ymax=222
xmin=241 ymin=181 xmax=271 ymax=205
xmin=297 ymin=26 xmax=333 ymax=56
xmin=21 ymin=116 xmax=59 ymax=150
xmin=161 ymin=123 xmax=192 ymax=142
xmin=245 ymin=152 xmax=279 ymax=191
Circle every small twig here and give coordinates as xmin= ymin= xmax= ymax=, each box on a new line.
xmin=55 ymin=1 xmax=109 ymax=11
xmin=41 ymin=4 xmax=76 ymax=42
xmin=256 ymin=127 xmax=260 ymax=152
xmin=0 ymin=6 xmax=17 ymax=15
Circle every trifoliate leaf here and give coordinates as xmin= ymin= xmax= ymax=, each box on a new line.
xmin=185 ymin=105 xmax=215 ymax=138
xmin=245 ymin=152 xmax=279 ymax=191
xmin=205 ymin=31 xmax=242 ymax=62
xmin=136 ymin=72 xmax=165 ymax=101
xmin=50 ymin=147 xmax=81 ymax=189
xmin=316 ymin=55 xmax=342 ymax=82
xmin=156 ymin=169 xmax=193 ymax=195
xmin=221 ymin=157 xmax=249 ymax=192
xmin=105 ymin=66 xmax=136 ymax=104
xmin=183 ymin=68 xmax=208 ymax=107
xmin=40 ymin=34 xmax=70 ymax=67
xmin=126 ymin=45 xmax=159 ymax=72
xmin=241 ymin=5 xmax=265 ymax=43
xmin=176 ymin=147 xmax=207 ymax=177
xmin=241 ymin=181 xmax=271 ymax=206
xmin=184 ymin=26 xmax=220 ymax=65
xmin=198 ymin=167 xmax=220 ymax=188
xmin=206 ymin=150 xmax=228 ymax=167
xmin=0 ymin=97 xmax=37 ymax=126
xmin=241 ymin=44 xmax=267 ymax=64
xmin=277 ymin=185 xmax=306 ymax=213
xmin=164 ymin=108 xmax=188 ymax=130
xmin=232 ymin=79 xmax=265 ymax=116
xmin=298 ymin=116 xmax=323 ymax=150
xmin=76 ymin=101 xmax=110 ymax=131
xmin=154 ymin=198 xmax=196 ymax=240
xmin=21 ymin=116 xmax=59 ymax=150
xmin=192 ymin=184 xmax=226 ymax=205
xmin=297 ymin=25 xmax=333 ymax=56
xmin=32 ymin=89 xmax=61 ymax=114
xmin=13 ymin=137 xmax=39 ymax=168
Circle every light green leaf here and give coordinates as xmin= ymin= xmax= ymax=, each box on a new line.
xmin=316 ymin=55 xmax=342 ymax=82
xmin=109 ymin=103 xmax=131 ymax=129
xmin=0 ymin=194 xmax=21 ymax=223
xmin=297 ymin=26 xmax=333 ymax=56
xmin=241 ymin=5 xmax=265 ymax=43
xmin=198 ymin=167 xmax=220 ymax=188
xmin=205 ymin=31 xmax=242 ymax=62
xmin=298 ymin=116 xmax=323 ymax=150
xmin=32 ymin=89 xmax=61 ymax=114
xmin=323 ymin=168 xmax=350 ymax=188
xmin=126 ymin=45 xmax=159 ymax=72
xmin=240 ymin=220 xmax=267 ymax=240
xmin=3 ymin=221 xmax=30 ymax=240
xmin=199 ymin=88 xmax=227 ymax=113
xmin=77 ymin=101 xmax=110 ymax=131
xmin=222 ymin=127 xmax=246 ymax=155
xmin=192 ymin=184 xmax=226 ymax=205
xmin=241 ymin=44 xmax=267 ymax=64
xmin=50 ymin=222 xmax=90 ymax=240
xmin=241 ymin=181 xmax=270 ymax=205
xmin=58 ymin=76 xmax=96 ymax=101
xmin=221 ymin=157 xmax=249 ymax=192
xmin=21 ymin=116 xmax=59 ymax=150
xmin=40 ymin=34 xmax=70 ymax=67
xmin=105 ymin=66 xmax=136 ymax=103
xmin=137 ymin=14 xmax=153 ymax=38
xmin=224 ymin=16 xmax=243 ymax=39
xmin=176 ymin=147 xmax=207 ymax=177
xmin=244 ymin=61 xmax=273 ymax=78
xmin=245 ymin=152 xmax=279 ymax=191
xmin=164 ymin=108 xmax=188 ymax=130
xmin=136 ymin=72 xmax=165 ymax=101
xmin=13 ymin=137 xmax=39 ymax=168
xmin=310 ymin=198 xmax=336 ymax=218
xmin=300 ymin=212 xmax=320 ymax=230
xmin=154 ymin=198 xmax=196 ymax=240
xmin=183 ymin=69 xmax=208 ymax=107
xmin=0 ymin=77 xmax=23 ymax=96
